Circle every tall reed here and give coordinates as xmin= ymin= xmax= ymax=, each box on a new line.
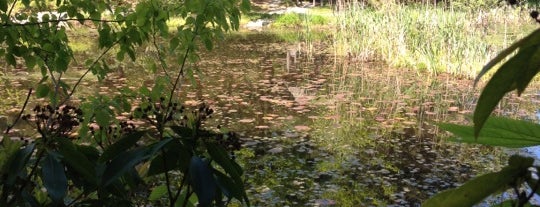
xmin=334 ymin=2 xmax=533 ymax=77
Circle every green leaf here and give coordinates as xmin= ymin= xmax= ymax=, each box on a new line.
xmin=169 ymin=37 xmax=180 ymax=53
xmin=5 ymin=143 xmax=35 ymax=186
xmin=56 ymin=138 xmax=97 ymax=185
xmin=0 ymin=137 xmax=23 ymax=175
xmin=214 ymin=170 xmax=243 ymax=201
xmin=5 ymin=53 xmax=16 ymax=66
xmin=100 ymin=131 xmax=145 ymax=162
xmin=440 ymin=117 xmax=540 ymax=148
xmin=423 ymin=155 xmax=533 ymax=207
xmin=95 ymin=107 xmax=111 ymax=127
xmin=42 ymin=153 xmax=67 ymax=204
xmin=102 ymin=138 xmax=171 ymax=186
xmin=0 ymin=0 xmax=7 ymax=12
xmin=147 ymin=139 xmax=190 ymax=176
xmin=474 ymin=29 xmax=540 ymax=137
xmin=203 ymin=36 xmax=213 ymax=50
xmin=206 ymin=142 xmax=249 ymax=205
xmin=189 ymin=156 xmax=216 ymax=207
xmin=149 ymin=185 xmax=168 ymax=201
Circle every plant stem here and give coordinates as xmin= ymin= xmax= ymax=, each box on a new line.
xmin=4 ymin=88 xmax=32 ymax=134
xmin=61 ymin=40 xmax=119 ymax=106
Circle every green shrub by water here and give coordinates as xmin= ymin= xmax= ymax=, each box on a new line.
xmin=334 ymin=3 xmax=534 ymax=77
xmin=273 ymin=13 xmax=330 ymax=27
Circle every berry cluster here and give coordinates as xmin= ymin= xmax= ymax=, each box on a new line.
xmin=214 ymin=131 xmax=242 ymax=152
xmin=89 ymin=120 xmax=136 ymax=140
xmin=134 ymin=97 xmax=184 ymax=127
xmin=22 ymin=104 xmax=83 ymax=138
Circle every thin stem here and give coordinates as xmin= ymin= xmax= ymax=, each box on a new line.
xmin=4 ymin=88 xmax=32 ymax=134
xmin=6 ymin=0 xmax=18 ymax=20
xmin=151 ymin=20 xmax=171 ymax=80
xmin=162 ymin=149 xmax=174 ymax=207
xmin=167 ymin=4 xmax=209 ymax=106
xmin=172 ymin=174 xmax=188 ymax=205
xmin=60 ymin=41 xmax=120 ymax=106
xmin=523 ymin=177 xmax=540 ymax=206
xmin=181 ymin=187 xmax=193 ymax=207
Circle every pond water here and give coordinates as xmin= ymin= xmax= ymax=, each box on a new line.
xmin=1 ymin=32 xmax=540 ymax=206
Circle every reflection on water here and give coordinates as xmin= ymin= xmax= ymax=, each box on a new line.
xmin=1 ymin=32 xmax=539 ymax=206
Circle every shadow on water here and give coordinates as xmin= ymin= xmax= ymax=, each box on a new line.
xmin=2 ymin=31 xmax=539 ymax=206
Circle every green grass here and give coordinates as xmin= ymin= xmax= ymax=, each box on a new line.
xmin=334 ymin=3 xmax=535 ymax=77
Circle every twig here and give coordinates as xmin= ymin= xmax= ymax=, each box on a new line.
xmin=60 ymin=40 xmax=119 ymax=106
xmin=4 ymin=88 xmax=32 ymax=134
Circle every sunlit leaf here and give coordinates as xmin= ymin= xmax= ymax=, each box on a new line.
xmin=474 ymin=29 xmax=540 ymax=137
xmin=149 ymin=185 xmax=168 ymax=201
xmin=423 ymin=155 xmax=533 ymax=207
xmin=42 ymin=153 xmax=67 ymax=204
xmin=440 ymin=117 xmax=540 ymax=148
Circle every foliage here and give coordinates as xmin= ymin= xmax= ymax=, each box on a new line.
xmin=424 ymin=13 xmax=540 ymax=207
xmin=0 ymin=0 xmax=251 ymax=206
xmin=272 ymin=13 xmax=330 ymax=28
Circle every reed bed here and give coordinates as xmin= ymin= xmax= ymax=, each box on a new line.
xmin=334 ymin=2 xmax=535 ymax=77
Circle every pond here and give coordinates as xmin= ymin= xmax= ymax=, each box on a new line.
xmin=1 ymin=31 xmax=539 ymax=206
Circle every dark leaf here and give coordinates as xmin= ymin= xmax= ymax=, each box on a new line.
xmin=0 ymin=0 xmax=7 ymax=12
xmin=147 ymin=139 xmax=191 ymax=176
xmin=42 ymin=153 xmax=67 ymax=204
xmin=102 ymin=138 xmax=171 ymax=186
xmin=57 ymin=138 xmax=97 ymax=185
xmin=189 ymin=156 xmax=216 ymax=207
xmin=5 ymin=144 xmax=35 ymax=186
xmin=100 ymin=131 xmax=145 ymax=162
xmin=206 ymin=142 xmax=249 ymax=205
